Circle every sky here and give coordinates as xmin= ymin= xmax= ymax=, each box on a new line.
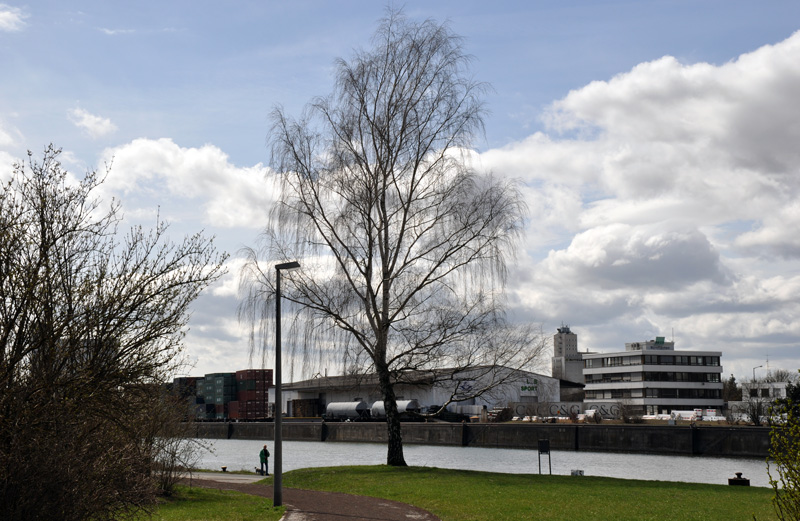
xmin=1 ymin=1 xmax=799 ymax=383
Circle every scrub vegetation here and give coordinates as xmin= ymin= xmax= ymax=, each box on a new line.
xmin=768 ymin=372 xmax=800 ymax=520
xmin=0 ymin=145 xmax=227 ymax=520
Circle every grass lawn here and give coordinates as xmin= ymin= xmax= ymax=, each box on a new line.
xmin=138 ymin=485 xmax=283 ymax=521
xmin=282 ymin=465 xmax=778 ymax=521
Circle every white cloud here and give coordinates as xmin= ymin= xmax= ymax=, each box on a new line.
xmin=540 ymin=224 xmax=728 ymax=290
xmin=100 ymin=138 xmax=276 ymax=229
xmin=68 ymin=108 xmax=118 ymax=138
xmin=487 ymin=31 xmax=800 ymax=373
xmin=99 ymin=28 xmax=135 ymax=36
xmin=0 ymin=150 xmax=16 ymax=181
xmin=0 ymin=4 xmax=27 ymax=32
xmin=0 ymin=119 xmax=23 ymax=181
xmin=483 ymin=30 xmax=800 ymax=262
xmin=734 ymin=202 xmax=800 ymax=258
xmin=0 ymin=118 xmax=21 ymax=148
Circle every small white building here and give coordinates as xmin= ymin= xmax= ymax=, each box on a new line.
xmin=741 ymin=381 xmax=789 ymax=400
xmin=728 ymin=380 xmax=791 ymax=424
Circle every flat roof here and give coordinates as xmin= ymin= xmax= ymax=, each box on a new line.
xmin=582 ymin=349 xmax=722 ymax=358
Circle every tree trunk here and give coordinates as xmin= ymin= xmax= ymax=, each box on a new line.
xmin=377 ymin=366 xmax=406 ymax=466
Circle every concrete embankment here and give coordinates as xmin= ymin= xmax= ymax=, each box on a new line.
xmin=191 ymin=421 xmax=770 ymax=458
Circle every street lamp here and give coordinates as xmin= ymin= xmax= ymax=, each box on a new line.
xmin=753 ymin=365 xmax=763 ymax=382
xmin=274 ymin=260 xmax=300 ymax=507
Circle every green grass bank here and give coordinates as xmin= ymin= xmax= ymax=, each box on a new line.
xmin=137 ymin=486 xmax=283 ymax=521
xmin=282 ymin=466 xmax=777 ymax=521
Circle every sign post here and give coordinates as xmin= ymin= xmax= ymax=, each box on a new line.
xmin=538 ymin=439 xmax=551 ymax=475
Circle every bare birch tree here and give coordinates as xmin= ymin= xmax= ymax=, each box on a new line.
xmin=240 ymin=10 xmax=546 ymax=466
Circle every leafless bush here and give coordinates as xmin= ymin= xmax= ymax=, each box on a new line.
xmin=617 ymin=399 xmax=643 ymax=424
xmin=0 ymin=146 xmax=226 ymax=520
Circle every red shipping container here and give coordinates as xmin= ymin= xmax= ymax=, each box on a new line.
xmin=236 ymin=369 xmax=273 ymax=381
xmin=228 ymin=401 xmax=240 ymax=419
xmin=237 ymin=390 xmax=257 ymax=402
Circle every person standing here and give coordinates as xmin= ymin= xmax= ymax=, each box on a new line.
xmin=259 ymin=444 xmax=270 ymax=475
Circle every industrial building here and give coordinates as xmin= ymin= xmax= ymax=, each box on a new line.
xmin=174 ymin=366 xmax=561 ymax=421
xmin=582 ymin=337 xmax=724 ymax=416
xmin=173 ymin=331 xmax=729 ymax=421
xmin=280 ymin=367 xmax=561 ymax=419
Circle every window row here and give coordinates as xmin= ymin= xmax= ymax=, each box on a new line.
xmin=584 ymin=355 xmax=721 ymax=368
xmin=586 ymin=389 xmax=644 ymax=399
xmin=644 ymin=372 xmax=721 ymax=383
xmin=749 ymin=388 xmax=786 ymax=398
xmin=645 ymin=388 xmax=721 ymax=399
xmin=585 ymin=388 xmax=721 ymax=400
xmin=585 ymin=372 xmax=721 ymax=384
xmin=584 ymin=356 xmax=641 ymax=368
xmin=644 ymin=355 xmax=720 ymax=367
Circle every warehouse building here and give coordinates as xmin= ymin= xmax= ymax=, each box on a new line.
xmin=278 ymin=367 xmax=561 ymax=419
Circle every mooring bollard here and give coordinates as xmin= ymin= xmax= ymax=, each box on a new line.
xmin=728 ymin=472 xmax=749 ymax=486
xmin=221 ymin=466 xmax=228 ymax=473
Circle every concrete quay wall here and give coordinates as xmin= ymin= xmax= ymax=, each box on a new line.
xmin=192 ymin=422 xmax=770 ymax=458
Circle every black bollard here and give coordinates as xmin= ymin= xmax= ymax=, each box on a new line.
xmin=728 ymin=472 xmax=750 ymax=486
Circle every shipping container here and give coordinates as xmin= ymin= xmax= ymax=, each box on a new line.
xmin=236 ymin=369 xmax=273 ymax=382
xmin=237 ymin=390 xmax=257 ymax=402
xmin=207 ymin=372 xmax=236 ymax=380
xmin=236 ymin=380 xmax=271 ymax=392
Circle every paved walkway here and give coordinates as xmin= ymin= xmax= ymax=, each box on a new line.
xmin=184 ymin=472 xmax=440 ymax=521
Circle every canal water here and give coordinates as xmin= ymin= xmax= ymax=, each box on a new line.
xmin=193 ymin=439 xmax=772 ymax=488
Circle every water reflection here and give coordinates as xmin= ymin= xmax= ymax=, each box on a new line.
xmin=194 ymin=439 xmax=772 ymax=488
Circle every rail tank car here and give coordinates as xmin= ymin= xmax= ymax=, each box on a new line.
xmin=370 ymin=399 xmax=421 ymax=420
xmin=324 ymin=401 xmax=370 ymax=421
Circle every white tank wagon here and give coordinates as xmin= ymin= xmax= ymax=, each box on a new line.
xmin=324 ymin=401 xmax=370 ymax=421
xmin=370 ymin=399 xmax=421 ymax=420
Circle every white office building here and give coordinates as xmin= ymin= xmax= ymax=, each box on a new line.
xmin=583 ymin=337 xmax=723 ymax=416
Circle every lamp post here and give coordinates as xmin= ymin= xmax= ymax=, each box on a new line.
xmin=753 ymin=365 xmax=762 ymax=382
xmin=274 ymin=260 xmax=300 ymax=507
